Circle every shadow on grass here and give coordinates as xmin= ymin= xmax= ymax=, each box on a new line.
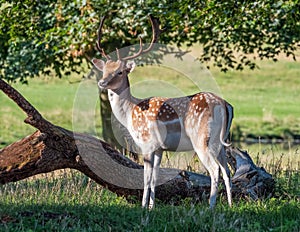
xmin=0 ymin=199 xmax=299 ymax=232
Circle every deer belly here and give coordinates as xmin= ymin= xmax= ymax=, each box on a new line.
xmin=129 ymin=118 xmax=193 ymax=152
xmin=157 ymin=119 xmax=193 ymax=151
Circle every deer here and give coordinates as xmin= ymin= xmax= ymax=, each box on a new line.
xmin=92 ymin=15 xmax=234 ymax=209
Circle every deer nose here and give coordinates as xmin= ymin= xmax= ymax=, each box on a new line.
xmin=98 ymin=79 xmax=108 ymax=88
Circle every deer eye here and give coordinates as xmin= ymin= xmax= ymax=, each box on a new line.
xmin=117 ymin=71 xmax=123 ymax=75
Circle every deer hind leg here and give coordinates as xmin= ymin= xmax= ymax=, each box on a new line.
xmin=193 ymin=144 xmax=220 ymax=208
xmin=217 ymin=146 xmax=232 ymax=207
xmin=204 ymin=154 xmax=220 ymax=208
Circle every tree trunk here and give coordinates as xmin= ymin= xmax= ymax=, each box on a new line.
xmin=0 ymin=79 xmax=275 ymax=204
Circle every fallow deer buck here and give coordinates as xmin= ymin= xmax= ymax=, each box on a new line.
xmin=92 ymin=15 xmax=234 ymax=209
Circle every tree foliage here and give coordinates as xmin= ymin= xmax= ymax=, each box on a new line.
xmin=0 ymin=0 xmax=299 ymax=83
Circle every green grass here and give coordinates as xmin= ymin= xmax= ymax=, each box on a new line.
xmin=214 ymin=60 xmax=300 ymax=139
xmin=0 ymin=170 xmax=299 ymax=231
xmin=0 ymin=77 xmax=94 ymax=146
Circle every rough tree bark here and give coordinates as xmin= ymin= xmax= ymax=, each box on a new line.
xmin=0 ymin=79 xmax=275 ymax=204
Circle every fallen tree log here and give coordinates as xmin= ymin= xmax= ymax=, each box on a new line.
xmin=227 ymin=147 xmax=275 ymax=200
xmin=0 ymin=79 xmax=275 ymax=204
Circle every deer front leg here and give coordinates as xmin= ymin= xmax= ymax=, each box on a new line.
xmin=149 ymin=150 xmax=162 ymax=209
xmin=142 ymin=153 xmax=154 ymax=208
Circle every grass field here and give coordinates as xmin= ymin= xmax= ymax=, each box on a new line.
xmin=1 ymin=56 xmax=300 ymax=146
xmin=0 ymin=56 xmax=300 ymax=231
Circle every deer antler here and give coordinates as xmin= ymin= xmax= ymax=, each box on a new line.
xmin=121 ymin=15 xmax=163 ymax=61
xmin=96 ymin=15 xmax=163 ymax=61
xmin=96 ymin=15 xmax=110 ymax=60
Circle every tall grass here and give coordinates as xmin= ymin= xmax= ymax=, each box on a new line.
xmin=0 ymin=166 xmax=299 ymax=231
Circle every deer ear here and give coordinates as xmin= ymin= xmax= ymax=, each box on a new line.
xmin=126 ymin=60 xmax=136 ymax=73
xmin=92 ymin=58 xmax=105 ymax=71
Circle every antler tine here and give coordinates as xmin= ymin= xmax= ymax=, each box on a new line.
xmin=121 ymin=36 xmax=143 ymax=61
xmin=122 ymin=15 xmax=162 ymax=61
xmin=96 ymin=15 xmax=110 ymax=60
xmin=140 ymin=15 xmax=162 ymax=53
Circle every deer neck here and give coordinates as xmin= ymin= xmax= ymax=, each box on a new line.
xmin=107 ymin=76 xmax=136 ymax=127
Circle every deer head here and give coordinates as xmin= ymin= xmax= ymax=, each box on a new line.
xmin=92 ymin=15 xmax=163 ymax=91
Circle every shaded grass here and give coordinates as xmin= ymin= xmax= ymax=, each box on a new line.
xmin=1 ymin=202 xmax=299 ymax=231
xmin=0 ymin=169 xmax=299 ymax=232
